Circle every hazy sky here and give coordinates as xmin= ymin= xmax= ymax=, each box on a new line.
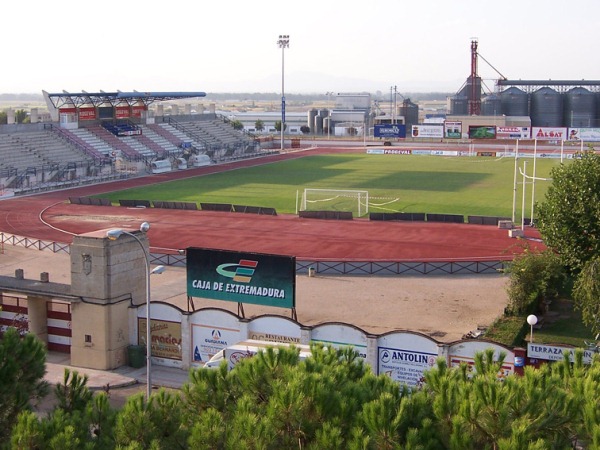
xmin=3 ymin=0 xmax=599 ymax=95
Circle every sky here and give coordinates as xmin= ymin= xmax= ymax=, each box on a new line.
xmin=2 ymin=0 xmax=600 ymax=95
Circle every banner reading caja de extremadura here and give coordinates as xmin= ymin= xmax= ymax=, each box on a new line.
xmin=186 ymin=247 xmax=296 ymax=308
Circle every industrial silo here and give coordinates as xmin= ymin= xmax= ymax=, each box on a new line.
xmin=308 ymin=109 xmax=318 ymax=134
xmin=450 ymin=95 xmax=468 ymax=115
xmin=315 ymin=109 xmax=328 ymax=135
xmin=564 ymin=87 xmax=595 ymax=127
xmin=481 ymin=94 xmax=502 ymax=116
xmin=530 ymin=87 xmax=563 ymax=127
xmin=399 ymin=99 xmax=419 ymax=128
xmin=500 ymin=87 xmax=529 ymax=117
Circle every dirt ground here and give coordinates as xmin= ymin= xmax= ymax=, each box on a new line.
xmin=1 ymin=245 xmax=510 ymax=343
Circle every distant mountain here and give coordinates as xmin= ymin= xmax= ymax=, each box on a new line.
xmin=0 ymin=93 xmax=43 ymax=101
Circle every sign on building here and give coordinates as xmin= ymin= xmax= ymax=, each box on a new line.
xmin=186 ymin=248 xmax=296 ymax=309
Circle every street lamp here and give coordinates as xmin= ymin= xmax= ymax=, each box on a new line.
xmin=106 ymin=222 xmax=165 ymax=398
xmin=527 ymin=314 xmax=538 ymax=343
xmin=277 ymin=34 xmax=289 ymax=152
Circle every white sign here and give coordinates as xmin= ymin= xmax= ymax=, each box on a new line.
xmin=527 ymin=343 xmax=595 ymax=364
xmin=567 ymin=128 xmax=600 ymax=142
xmin=378 ymin=346 xmax=437 ymax=387
xmin=411 ymin=125 xmax=444 ymax=139
xmin=191 ymin=324 xmax=241 ymax=366
xmin=532 ymin=127 xmax=568 ymax=141
xmin=497 ymin=127 xmax=530 ymax=139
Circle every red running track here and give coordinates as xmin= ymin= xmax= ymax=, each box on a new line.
xmin=0 ymin=148 xmax=544 ymax=261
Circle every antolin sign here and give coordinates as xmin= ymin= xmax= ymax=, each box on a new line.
xmin=186 ymin=248 xmax=296 ymax=308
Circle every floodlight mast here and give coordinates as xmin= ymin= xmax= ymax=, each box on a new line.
xmin=106 ymin=222 xmax=164 ymax=398
xmin=277 ymin=34 xmax=289 ymax=152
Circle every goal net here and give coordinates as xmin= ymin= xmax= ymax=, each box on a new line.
xmin=301 ymin=189 xmax=369 ymax=216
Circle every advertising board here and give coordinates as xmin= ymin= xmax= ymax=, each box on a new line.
xmin=186 ymin=247 xmax=296 ymax=308
xmin=469 ymin=126 xmax=496 ymax=139
xmin=527 ymin=343 xmax=595 ymax=364
xmin=191 ymin=322 xmax=241 ymax=365
xmin=378 ymin=346 xmax=437 ymax=387
xmin=138 ymin=318 xmax=182 ymax=360
xmin=496 ymin=126 xmax=530 ymax=139
xmin=78 ymin=107 xmax=96 ymax=121
xmin=567 ymin=128 xmax=600 ymax=142
xmin=444 ymin=121 xmax=462 ymax=139
xmin=532 ymin=127 xmax=567 ymax=141
xmin=411 ymin=125 xmax=444 ymax=139
xmin=374 ymin=124 xmax=406 ymax=138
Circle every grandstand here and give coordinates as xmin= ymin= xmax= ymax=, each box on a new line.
xmin=0 ymin=91 xmax=269 ymax=195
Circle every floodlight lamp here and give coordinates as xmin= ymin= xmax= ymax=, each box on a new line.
xmin=106 ymin=229 xmax=123 ymax=240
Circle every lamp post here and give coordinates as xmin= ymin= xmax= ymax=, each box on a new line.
xmin=107 ymin=222 xmax=165 ymax=398
xmin=527 ymin=314 xmax=538 ymax=343
xmin=277 ymin=34 xmax=289 ymax=152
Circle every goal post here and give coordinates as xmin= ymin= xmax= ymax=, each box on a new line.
xmin=301 ymin=188 xmax=369 ymax=216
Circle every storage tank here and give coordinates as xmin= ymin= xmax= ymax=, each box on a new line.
xmin=308 ymin=109 xmax=318 ymax=134
xmin=314 ymin=109 xmax=327 ymax=135
xmin=564 ymin=87 xmax=595 ymax=127
xmin=500 ymin=87 xmax=529 ymax=117
xmin=530 ymin=87 xmax=563 ymax=127
xmin=481 ymin=94 xmax=502 ymax=116
xmin=450 ymin=96 xmax=468 ymax=115
xmin=399 ymin=99 xmax=419 ymax=128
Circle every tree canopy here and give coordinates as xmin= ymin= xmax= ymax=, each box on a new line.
xmin=536 ymin=150 xmax=600 ymax=272
xmin=8 ymin=344 xmax=600 ymax=449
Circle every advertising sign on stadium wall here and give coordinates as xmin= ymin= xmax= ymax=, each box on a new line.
xmin=191 ymin=316 xmax=241 ymax=366
xmin=78 ymin=107 xmax=96 ymax=121
xmin=469 ymin=125 xmax=497 ymax=139
xmin=377 ymin=333 xmax=438 ymax=386
xmin=532 ymin=127 xmax=567 ymax=141
xmin=115 ymin=106 xmax=130 ymax=119
xmin=567 ymin=128 xmax=600 ymax=142
xmin=444 ymin=121 xmax=462 ymax=139
xmin=247 ymin=316 xmax=302 ymax=344
xmin=138 ymin=318 xmax=182 ymax=360
xmin=374 ymin=124 xmax=406 ymax=138
xmin=366 ymin=149 xmax=412 ymax=155
xmin=528 ymin=343 xmax=595 ymax=364
xmin=132 ymin=105 xmax=147 ymax=118
xmin=496 ymin=126 xmax=530 ymax=139
xmin=186 ymin=248 xmax=296 ymax=308
xmin=378 ymin=346 xmax=437 ymax=386
xmin=411 ymin=125 xmax=444 ymax=139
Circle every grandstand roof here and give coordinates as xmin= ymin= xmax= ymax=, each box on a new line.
xmin=42 ymin=90 xmax=206 ymax=109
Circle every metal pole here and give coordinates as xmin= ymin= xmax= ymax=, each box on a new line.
xmin=277 ymin=35 xmax=289 ymax=152
xmin=121 ymin=231 xmax=152 ymax=398
xmin=512 ymin=140 xmax=519 ymax=223
xmin=531 ymin=140 xmax=537 ymax=225
xmin=281 ymin=43 xmax=285 ymax=152
xmin=521 ymin=161 xmax=527 ymax=231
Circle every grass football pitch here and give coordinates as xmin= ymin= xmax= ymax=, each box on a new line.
xmin=98 ymin=154 xmax=563 ymax=218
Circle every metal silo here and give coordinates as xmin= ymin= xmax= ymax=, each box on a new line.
xmin=564 ymin=87 xmax=595 ymax=127
xmin=450 ymin=96 xmax=468 ymax=115
xmin=481 ymin=94 xmax=502 ymax=116
xmin=500 ymin=87 xmax=529 ymax=117
xmin=531 ymin=87 xmax=563 ymax=127
xmin=399 ymin=99 xmax=419 ymax=128
xmin=308 ymin=109 xmax=318 ymax=134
